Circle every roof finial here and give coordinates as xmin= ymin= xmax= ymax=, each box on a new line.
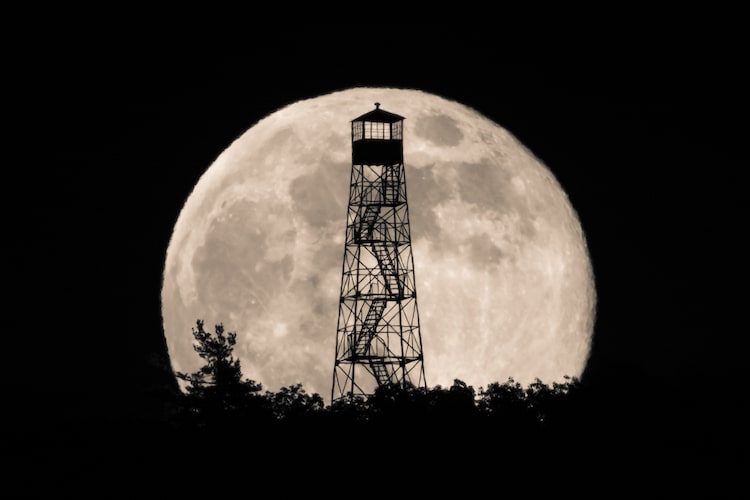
xmin=374 ymin=102 xmax=380 ymax=109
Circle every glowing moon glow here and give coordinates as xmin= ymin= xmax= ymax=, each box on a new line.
xmin=162 ymin=88 xmax=596 ymax=400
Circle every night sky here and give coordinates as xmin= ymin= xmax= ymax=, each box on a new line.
xmin=9 ymin=28 xmax=744 ymax=448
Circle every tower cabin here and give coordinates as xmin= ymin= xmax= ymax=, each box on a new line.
xmin=351 ymin=102 xmax=404 ymax=166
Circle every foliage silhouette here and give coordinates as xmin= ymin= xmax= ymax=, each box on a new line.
xmin=265 ymin=383 xmax=324 ymax=420
xmin=429 ymin=379 xmax=478 ymax=418
xmin=169 ymin=317 xmax=591 ymax=466
xmin=368 ymin=381 xmax=426 ymax=416
xmin=478 ymin=377 xmax=536 ymax=428
xmin=328 ymin=393 xmax=370 ymax=424
xmin=175 ymin=319 xmax=264 ymax=423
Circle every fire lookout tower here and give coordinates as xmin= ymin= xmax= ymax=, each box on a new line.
xmin=331 ymin=103 xmax=426 ymax=402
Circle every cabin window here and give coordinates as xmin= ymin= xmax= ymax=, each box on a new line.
xmin=364 ymin=121 xmax=390 ymax=140
xmin=352 ymin=121 xmax=363 ymax=141
xmin=392 ymin=121 xmax=402 ymax=140
xmin=355 ymin=120 xmax=402 ymax=140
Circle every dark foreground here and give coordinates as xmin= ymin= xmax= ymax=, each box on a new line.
xmin=4 ymin=381 xmax=743 ymax=498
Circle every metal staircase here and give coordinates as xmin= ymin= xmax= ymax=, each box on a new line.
xmin=349 ymin=168 xmax=404 ymax=387
xmin=370 ymin=361 xmax=391 ymax=386
xmin=352 ymin=299 xmax=393 ymax=385
xmin=383 ymin=167 xmax=399 ymax=204
xmin=353 ymin=299 xmax=386 ymax=356
xmin=371 ymin=243 xmax=400 ymax=297
xmin=357 ymin=204 xmax=379 ymax=242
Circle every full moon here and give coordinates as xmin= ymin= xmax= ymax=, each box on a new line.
xmin=162 ymin=87 xmax=596 ymax=400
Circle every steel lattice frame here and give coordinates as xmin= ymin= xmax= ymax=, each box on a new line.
xmin=332 ymin=106 xmax=426 ymax=402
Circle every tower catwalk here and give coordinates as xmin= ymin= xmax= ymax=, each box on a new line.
xmin=331 ymin=103 xmax=426 ymax=402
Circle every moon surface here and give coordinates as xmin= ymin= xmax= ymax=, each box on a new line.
xmin=161 ymin=87 xmax=596 ymax=400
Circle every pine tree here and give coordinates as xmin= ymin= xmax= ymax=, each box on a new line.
xmin=176 ymin=319 xmax=262 ymax=420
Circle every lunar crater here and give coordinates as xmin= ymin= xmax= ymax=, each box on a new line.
xmin=414 ymin=112 xmax=464 ymax=147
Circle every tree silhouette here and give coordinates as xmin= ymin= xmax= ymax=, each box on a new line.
xmin=368 ymin=381 xmax=428 ymax=422
xmin=176 ymin=319 xmax=263 ymax=423
xmin=429 ymin=379 xmax=477 ymax=418
xmin=524 ymin=375 xmax=579 ymax=428
xmin=329 ymin=394 xmax=370 ymax=424
xmin=478 ymin=377 xmax=535 ymax=429
xmin=265 ymin=383 xmax=324 ymax=420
